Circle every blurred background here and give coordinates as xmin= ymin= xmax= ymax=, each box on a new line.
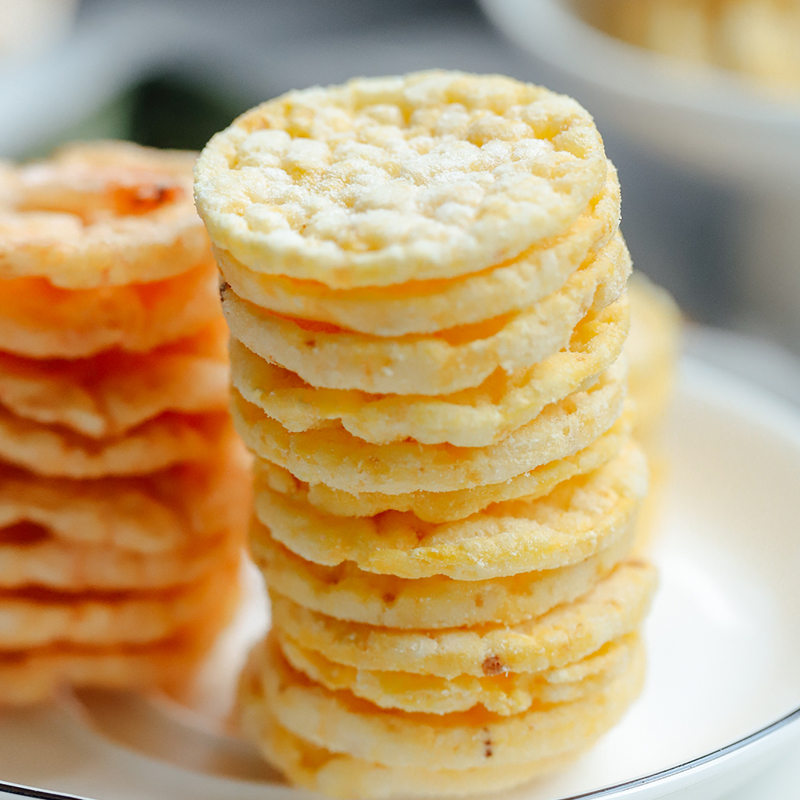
xmin=1 ymin=0 xmax=799 ymax=370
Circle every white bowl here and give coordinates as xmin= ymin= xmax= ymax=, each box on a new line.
xmin=480 ymin=0 xmax=800 ymax=187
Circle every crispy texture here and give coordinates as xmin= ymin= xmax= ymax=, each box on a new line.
xmin=233 ymin=361 xmax=626 ymax=494
xmin=215 ymin=168 xmax=620 ymax=336
xmin=223 ymin=237 xmax=630 ymax=395
xmin=0 ymin=558 xmax=239 ymax=649
xmin=0 ymin=264 xmax=221 ymax=359
xmin=253 ymin=522 xmax=635 ymax=628
xmin=0 ymin=436 xmax=251 ymax=552
xmin=231 ymin=297 xmax=628 ymax=447
xmin=0 ymin=527 xmax=243 ymax=591
xmin=288 ymin=412 xmax=631 ymax=522
xmin=269 ymin=561 xmax=657 ymax=678
xmin=195 ymin=71 xmax=608 ymax=288
xmin=0 ymin=141 xmax=211 ymax=288
xmin=0 ymin=319 xmax=228 ymax=437
xmin=255 ymin=634 xmax=645 ymax=770
xmin=239 ymin=698 xmax=582 ymax=798
xmin=254 ymin=439 xmax=646 ymax=581
xmin=277 ymin=633 xmax=640 ymax=716
xmin=0 ymin=407 xmax=232 ymax=479
xmin=0 ymin=582 xmax=239 ymax=705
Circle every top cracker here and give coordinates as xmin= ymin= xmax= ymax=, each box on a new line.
xmin=0 ymin=141 xmax=211 ymax=289
xmin=194 ymin=71 xmax=608 ymax=288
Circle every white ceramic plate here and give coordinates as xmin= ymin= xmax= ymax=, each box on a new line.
xmin=1 ymin=354 xmax=799 ymax=800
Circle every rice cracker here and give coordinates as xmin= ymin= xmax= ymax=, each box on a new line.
xmin=195 ymin=71 xmax=609 ymax=288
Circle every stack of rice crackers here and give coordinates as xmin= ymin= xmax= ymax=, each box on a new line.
xmin=625 ymin=274 xmax=681 ymax=551
xmin=0 ymin=142 xmax=248 ymax=704
xmin=195 ymin=72 xmax=660 ymax=798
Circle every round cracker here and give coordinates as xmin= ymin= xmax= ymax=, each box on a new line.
xmin=0 ymin=319 xmax=228 ymax=438
xmin=255 ymin=633 xmax=645 ymax=769
xmin=290 ymin=411 xmax=632 ymax=522
xmin=0 ymin=558 xmax=239 ymax=649
xmin=0 ymin=141 xmax=211 ymax=289
xmin=253 ymin=521 xmax=635 ymax=627
xmin=0 ymin=640 xmax=204 ymax=706
xmin=254 ymin=439 xmax=646 ymax=581
xmin=223 ymin=236 xmax=630 ymax=396
xmin=0 ymin=526 xmax=243 ymax=591
xmin=0 ymin=584 xmax=239 ymax=705
xmin=231 ymin=297 xmax=628 ymax=447
xmin=277 ymin=632 xmax=640 ymax=716
xmin=0 ymin=264 xmax=220 ymax=359
xmin=215 ymin=169 xmax=620 ymax=336
xmin=239 ymin=697 xmax=581 ymax=798
xmin=269 ymin=560 xmax=657 ymax=678
xmin=195 ymin=71 xmax=608 ymax=288
xmin=233 ymin=360 xmax=626 ymax=495
xmin=0 ymin=407 xmax=232 ymax=479
xmin=0 ymin=436 xmax=251 ymax=553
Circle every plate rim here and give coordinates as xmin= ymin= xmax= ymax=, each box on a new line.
xmin=557 ymin=707 xmax=800 ymax=800
xmin=1 ymin=707 xmax=799 ymax=800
